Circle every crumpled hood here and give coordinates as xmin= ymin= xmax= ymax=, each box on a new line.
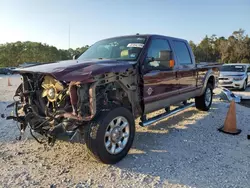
xmin=14 ymin=59 xmax=136 ymax=82
xmin=219 ymin=71 xmax=246 ymax=77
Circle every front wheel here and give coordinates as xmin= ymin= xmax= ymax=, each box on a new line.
xmin=195 ymin=83 xmax=213 ymax=111
xmin=241 ymin=80 xmax=247 ymax=91
xmin=84 ymin=107 xmax=135 ymax=164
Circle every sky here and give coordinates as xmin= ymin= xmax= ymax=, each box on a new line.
xmin=0 ymin=0 xmax=250 ymax=49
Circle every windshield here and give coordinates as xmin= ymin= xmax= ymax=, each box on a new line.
xmin=78 ymin=36 xmax=147 ymax=61
xmin=220 ymin=65 xmax=246 ymax=72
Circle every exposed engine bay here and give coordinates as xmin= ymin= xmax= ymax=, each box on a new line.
xmin=7 ymin=70 xmax=140 ymax=146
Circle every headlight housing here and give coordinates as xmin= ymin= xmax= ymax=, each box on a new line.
xmin=233 ymin=76 xmax=245 ymax=81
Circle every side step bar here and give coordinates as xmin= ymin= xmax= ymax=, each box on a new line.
xmin=140 ymin=103 xmax=195 ymax=127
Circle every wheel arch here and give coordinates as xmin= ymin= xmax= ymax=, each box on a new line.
xmin=93 ymin=70 xmax=142 ymax=118
xmin=199 ymin=69 xmax=216 ymax=96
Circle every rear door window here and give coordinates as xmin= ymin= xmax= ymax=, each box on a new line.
xmin=172 ymin=41 xmax=192 ymax=65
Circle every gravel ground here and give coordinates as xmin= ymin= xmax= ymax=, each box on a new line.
xmin=0 ymin=75 xmax=250 ymax=188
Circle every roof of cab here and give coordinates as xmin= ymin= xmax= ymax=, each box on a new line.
xmin=102 ymin=34 xmax=188 ymax=42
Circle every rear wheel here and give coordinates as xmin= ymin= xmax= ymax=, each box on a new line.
xmin=84 ymin=107 xmax=135 ymax=164
xmin=195 ymin=83 xmax=213 ymax=111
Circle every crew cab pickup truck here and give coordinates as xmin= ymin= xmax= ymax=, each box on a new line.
xmin=8 ymin=34 xmax=220 ymax=164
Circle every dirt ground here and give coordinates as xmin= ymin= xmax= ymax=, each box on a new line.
xmin=0 ymin=75 xmax=250 ymax=188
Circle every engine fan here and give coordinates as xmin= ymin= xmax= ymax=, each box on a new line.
xmin=41 ymin=75 xmax=64 ymax=103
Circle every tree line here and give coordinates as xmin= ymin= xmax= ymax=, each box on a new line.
xmin=0 ymin=29 xmax=249 ymax=67
xmin=189 ymin=29 xmax=250 ymax=63
xmin=0 ymin=42 xmax=89 ymax=67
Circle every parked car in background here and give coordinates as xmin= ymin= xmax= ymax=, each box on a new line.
xmin=18 ymin=62 xmax=41 ymax=68
xmin=218 ymin=64 xmax=250 ymax=90
xmin=8 ymin=67 xmax=16 ymax=73
xmin=0 ymin=67 xmax=15 ymax=75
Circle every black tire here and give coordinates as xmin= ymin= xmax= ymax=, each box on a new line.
xmin=84 ymin=107 xmax=135 ymax=164
xmin=241 ymin=80 xmax=247 ymax=91
xmin=195 ymin=83 xmax=213 ymax=111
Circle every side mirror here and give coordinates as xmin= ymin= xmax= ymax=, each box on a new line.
xmin=156 ymin=50 xmax=175 ymax=68
xmin=158 ymin=50 xmax=171 ymax=61
xmin=145 ymin=50 xmax=175 ymax=72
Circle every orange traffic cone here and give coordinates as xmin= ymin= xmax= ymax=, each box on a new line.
xmin=7 ymin=78 xmax=12 ymax=86
xmin=218 ymin=100 xmax=241 ymax=135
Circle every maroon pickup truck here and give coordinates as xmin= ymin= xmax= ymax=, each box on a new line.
xmin=9 ymin=34 xmax=220 ymax=164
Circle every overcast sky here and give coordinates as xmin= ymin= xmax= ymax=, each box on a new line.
xmin=0 ymin=0 xmax=249 ymax=49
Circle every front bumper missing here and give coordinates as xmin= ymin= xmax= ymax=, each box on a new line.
xmin=2 ymin=100 xmax=86 ymax=145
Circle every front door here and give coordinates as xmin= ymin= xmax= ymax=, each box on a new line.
xmin=143 ymin=38 xmax=179 ymax=113
xmin=172 ymin=40 xmax=197 ymax=93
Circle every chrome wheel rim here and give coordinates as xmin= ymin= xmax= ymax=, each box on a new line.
xmin=205 ymin=88 xmax=212 ymax=107
xmin=104 ymin=116 xmax=130 ymax=155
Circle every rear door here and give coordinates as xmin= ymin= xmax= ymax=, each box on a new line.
xmin=172 ymin=40 xmax=197 ymax=93
xmin=143 ymin=37 xmax=179 ymax=113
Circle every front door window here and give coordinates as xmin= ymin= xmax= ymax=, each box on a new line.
xmin=146 ymin=39 xmax=171 ymax=70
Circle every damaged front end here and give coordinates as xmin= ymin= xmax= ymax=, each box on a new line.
xmin=6 ymin=73 xmax=98 ymax=145
xmin=6 ymin=66 xmax=141 ymax=146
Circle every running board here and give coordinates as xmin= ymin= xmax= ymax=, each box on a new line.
xmin=140 ymin=103 xmax=195 ymax=127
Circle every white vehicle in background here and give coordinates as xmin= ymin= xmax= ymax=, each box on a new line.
xmin=219 ymin=64 xmax=250 ymax=91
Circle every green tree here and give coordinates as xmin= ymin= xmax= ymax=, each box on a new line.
xmin=0 ymin=41 xmax=89 ymax=67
